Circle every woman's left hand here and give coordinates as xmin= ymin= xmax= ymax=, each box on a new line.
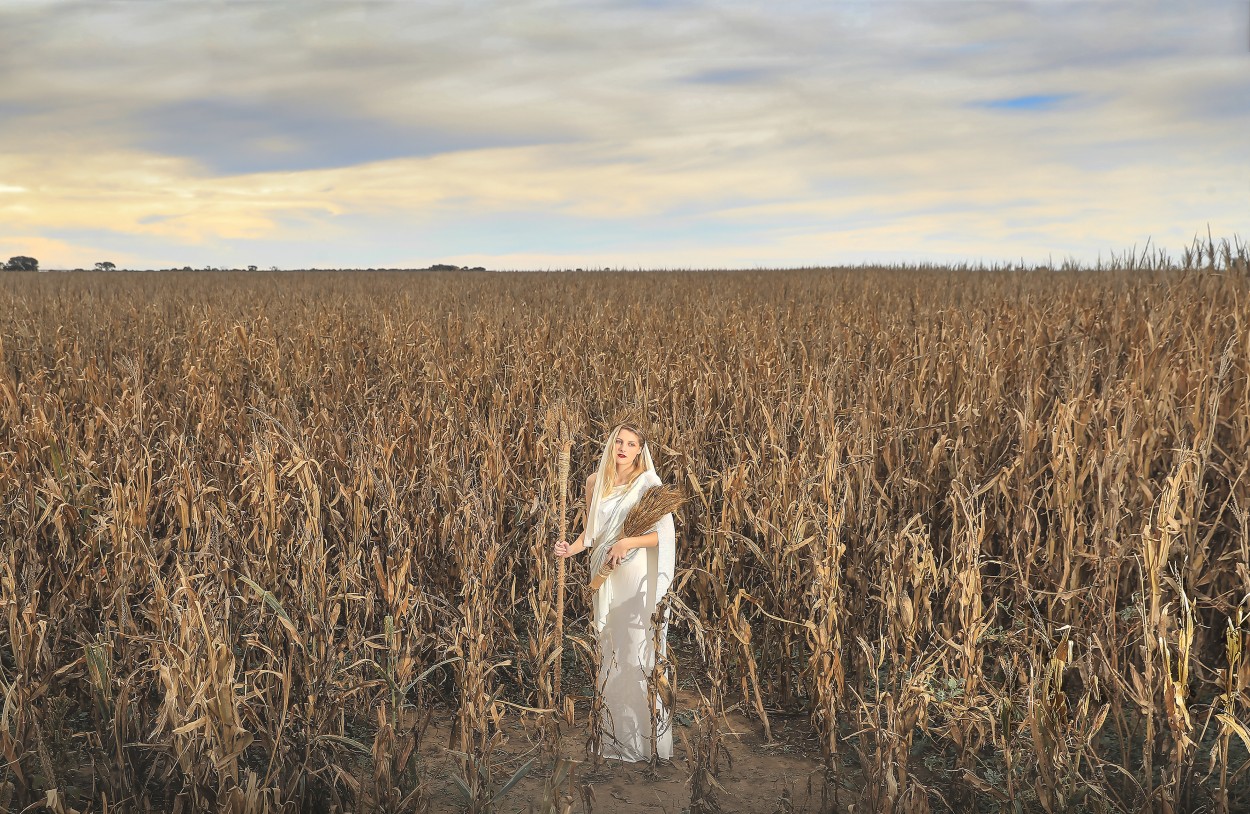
xmin=607 ymin=539 xmax=633 ymax=567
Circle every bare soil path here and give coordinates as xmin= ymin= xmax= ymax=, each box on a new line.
xmin=415 ymin=687 xmax=840 ymax=814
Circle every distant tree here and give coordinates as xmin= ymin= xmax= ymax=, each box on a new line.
xmin=430 ymin=263 xmax=460 ymax=271
xmin=248 ymin=265 xmax=258 ymax=272
xmin=95 ymin=261 xmax=116 ymax=271
xmin=5 ymin=256 xmax=38 ymax=271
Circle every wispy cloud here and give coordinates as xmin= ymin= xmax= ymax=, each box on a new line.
xmin=680 ymin=66 xmax=780 ymax=85
xmin=135 ymin=98 xmax=564 ymax=175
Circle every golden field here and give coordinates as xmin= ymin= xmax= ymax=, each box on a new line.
xmin=1 ymin=250 xmax=1249 ymax=813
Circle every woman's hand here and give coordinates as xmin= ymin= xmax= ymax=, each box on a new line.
xmin=607 ymin=538 xmax=633 ymax=567
xmin=553 ymin=539 xmax=578 ymax=558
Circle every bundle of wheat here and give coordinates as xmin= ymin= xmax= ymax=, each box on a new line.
xmin=589 ymin=484 xmax=686 ymax=590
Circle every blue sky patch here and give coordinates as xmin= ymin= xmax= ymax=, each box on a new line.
xmin=974 ymin=93 xmax=1074 ymax=111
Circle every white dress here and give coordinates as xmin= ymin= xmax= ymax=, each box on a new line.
xmin=593 ymin=483 xmax=675 ymax=762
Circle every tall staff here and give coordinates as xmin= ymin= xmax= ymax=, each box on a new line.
xmin=554 ymin=422 xmax=571 ymax=698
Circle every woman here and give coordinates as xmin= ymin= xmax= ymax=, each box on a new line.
xmin=553 ymin=422 xmax=677 ymax=762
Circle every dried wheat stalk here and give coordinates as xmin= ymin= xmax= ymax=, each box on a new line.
xmin=588 ymin=484 xmax=685 ymax=590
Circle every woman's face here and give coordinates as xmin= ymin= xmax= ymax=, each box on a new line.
xmin=613 ymin=428 xmax=642 ymax=469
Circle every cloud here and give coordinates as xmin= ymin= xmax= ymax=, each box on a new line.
xmin=680 ymin=66 xmax=780 ymax=85
xmin=135 ymin=97 xmax=563 ymax=174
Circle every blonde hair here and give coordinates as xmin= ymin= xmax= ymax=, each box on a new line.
xmin=595 ymin=422 xmax=649 ymax=504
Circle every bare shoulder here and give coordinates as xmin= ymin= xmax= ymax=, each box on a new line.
xmin=586 ymin=471 xmax=597 ymax=489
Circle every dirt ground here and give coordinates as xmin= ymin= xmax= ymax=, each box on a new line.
xmin=416 ymin=687 xmax=841 ymax=814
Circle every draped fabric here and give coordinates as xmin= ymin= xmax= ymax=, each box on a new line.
xmin=582 ymin=426 xmax=677 ymax=761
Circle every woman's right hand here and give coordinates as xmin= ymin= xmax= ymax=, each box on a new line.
xmin=553 ymin=540 xmax=577 ymax=558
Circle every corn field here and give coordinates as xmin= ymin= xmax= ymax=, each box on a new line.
xmin=2 ymin=243 xmax=1249 ymax=813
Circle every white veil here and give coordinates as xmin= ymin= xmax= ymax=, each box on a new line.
xmin=585 ymin=424 xmax=677 ymax=635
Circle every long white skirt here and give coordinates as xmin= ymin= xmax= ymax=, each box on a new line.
xmin=597 ymin=549 xmax=672 ymax=762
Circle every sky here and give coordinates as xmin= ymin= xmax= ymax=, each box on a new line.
xmin=0 ymin=0 xmax=1246 ymax=271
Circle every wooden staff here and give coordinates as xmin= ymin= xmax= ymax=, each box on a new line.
xmin=554 ymin=422 xmax=571 ymax=698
